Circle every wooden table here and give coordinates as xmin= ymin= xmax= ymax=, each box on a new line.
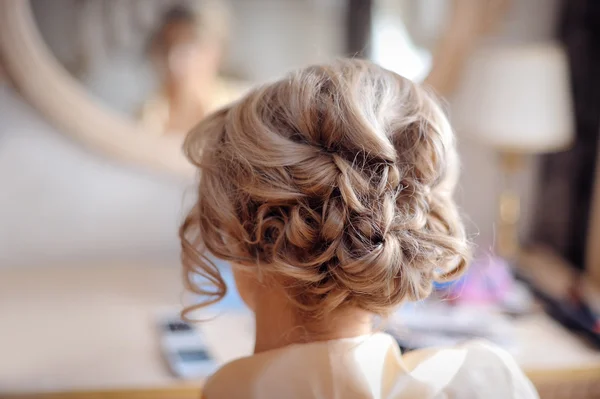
xmin=1 ymin=261 xmax=599 ymax=398
xmin=0 ymin=262 xmax=202 ymax=398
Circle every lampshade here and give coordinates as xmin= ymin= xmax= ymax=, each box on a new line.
xmin=452 ymin=42 xmax=575 ymax=153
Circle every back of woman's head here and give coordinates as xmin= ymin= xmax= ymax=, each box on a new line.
xmin=181 ymin=59 xmax=470 ymax=319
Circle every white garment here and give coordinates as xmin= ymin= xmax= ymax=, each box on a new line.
xmin=203 ymin=333 xmax=538 ymax=399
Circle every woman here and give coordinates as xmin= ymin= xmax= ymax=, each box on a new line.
xmin=180 ymin=59 xmax=539 ymax=398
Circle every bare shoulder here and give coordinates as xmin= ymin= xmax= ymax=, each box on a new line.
xmin=202 ymin=351 xmax=278 ymax=399
xmin=202 ymin=357 xmax=255 ymax=399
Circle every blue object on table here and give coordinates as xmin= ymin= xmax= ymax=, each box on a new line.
xmin=191 ymin=256 xmax=247 ymax=312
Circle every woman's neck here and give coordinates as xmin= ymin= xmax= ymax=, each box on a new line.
xmin=252 ymin=288 xmax=373 ymax=354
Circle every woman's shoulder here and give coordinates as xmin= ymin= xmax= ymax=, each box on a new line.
xmin=202 ymin=345 xmax=290 ymax=399
xmin=202 ymin=335 xmax=539 ymax=399
xmin=202 ymin=333 xmax=397 ymax=398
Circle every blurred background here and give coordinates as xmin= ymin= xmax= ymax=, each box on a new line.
xmin=1 ymin=0 xmax=599 ymax=397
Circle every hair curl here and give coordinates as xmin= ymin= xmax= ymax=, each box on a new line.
xmin=180 ymin=59 xmax=470 ymax=320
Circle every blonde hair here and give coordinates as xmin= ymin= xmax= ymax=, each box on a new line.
xmin=180 ymin=59 xmax=470 ymax=320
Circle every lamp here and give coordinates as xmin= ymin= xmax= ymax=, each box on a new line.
xmin=452 ymin=42 xmax=575 ymax=259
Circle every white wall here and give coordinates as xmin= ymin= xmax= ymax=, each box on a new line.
xmin=0 ymin=85 xmax=190 ymax=266
xmin=225 ymin=0 xmax=345 ymax=81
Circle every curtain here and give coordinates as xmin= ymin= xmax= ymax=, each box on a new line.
xmin=532 ymin=0 xmax=600 ymax=268
xmin=345 ymin=0 xmax=372 ymax=57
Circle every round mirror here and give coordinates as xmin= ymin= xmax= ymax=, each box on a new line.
xmin=0 ymin=0 xmax=507 ymax=176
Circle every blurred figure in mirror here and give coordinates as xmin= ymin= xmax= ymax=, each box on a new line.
xmin=140 ymin=2 xmax=242 ymax=134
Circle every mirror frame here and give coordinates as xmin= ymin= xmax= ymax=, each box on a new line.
xmin=0 ymin=0 xmax=508 ymax=176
